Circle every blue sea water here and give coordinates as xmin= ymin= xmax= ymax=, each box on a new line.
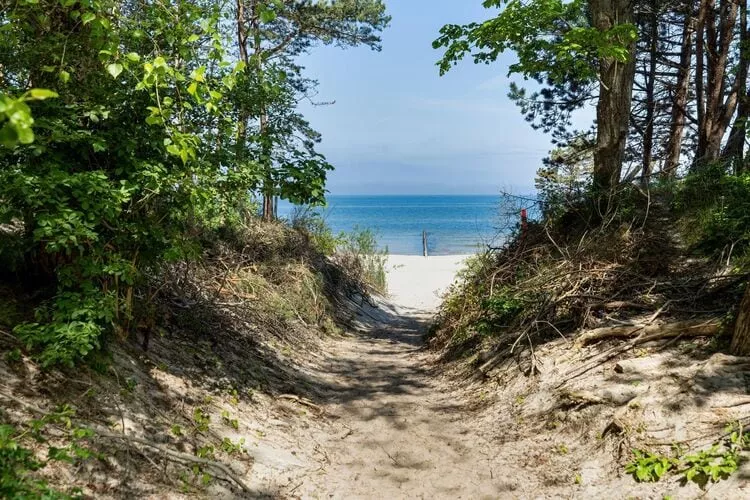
xmin=278 ymin=195 xmax=512 ymax=256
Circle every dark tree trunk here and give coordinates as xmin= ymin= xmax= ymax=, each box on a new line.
xmin=696 ymin=0 xmax=740 ymax=166
xmin=642 ymin=0 xmax=659 ymax=184
xmin=663 ymin=8 xmax=695 ymax=177
xmin=695 ymin=0 xmax=709 ymax=163
xmin=731 ymin=284 xmax=750 ymax=355
xmin=262 ymin=188 xmax=274 ymax=221
xmin=589 ymin=0 xmax=637 ymax=192
xmin=722 ymin=0 xmax=748 ymax=173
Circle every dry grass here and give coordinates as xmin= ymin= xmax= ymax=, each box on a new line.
xmin=430 ymin=193 xmax=744 ymax=373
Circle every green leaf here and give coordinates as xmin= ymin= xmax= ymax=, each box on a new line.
xmin=17 ymin=126 xmax=34 ymax=144
xmin=81 ymin=12 xmax=96 ymax=25
xmin=106 ymin=63 xmax=123 ymax=79
xmin=59 ymin=70 xmax=71 ymax=84
xmin=27 ymin=89 xmax=59 ymax=100
xmin=125 ymin=52 xmax=141 ymax=62
xmin=0 ymin=124 xmax=19 ymax=147
xmin=260 ymin=8 xmax=277 ymax=23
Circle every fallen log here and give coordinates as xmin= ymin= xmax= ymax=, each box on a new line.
xmin=575 ymin=319 xmax=721 ymax=347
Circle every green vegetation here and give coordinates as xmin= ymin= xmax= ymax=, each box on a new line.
xmin=0 ymin=406 xmax=96 ymax=499
xmin=337 ymin=226 xmax=389 ymax=294
xmin=0 ymin=0 xmax=388 ymax=368
xmin=625 ymin=450 xmax=679 ymax=483
xmin=626 ymin=424 xmax=750 ymax=489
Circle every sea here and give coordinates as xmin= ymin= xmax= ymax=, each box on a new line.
xmin=278 ymin=195 xmax=530 ymax=256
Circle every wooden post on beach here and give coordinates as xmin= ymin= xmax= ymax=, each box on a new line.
xmin=422 ymin=230 xmax=428 ymax=257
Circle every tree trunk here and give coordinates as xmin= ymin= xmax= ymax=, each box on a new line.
xmin=696 ymin=0 xmax=741 ymax=166
xmin=722 ymin=0 xmax=748 ymax=173
xmin=731 ymin=284 xmax=750 ymax=355
xmin=641 ymin=0 xmax=659 ymax=185
xmin=262 ymin=187 xmax=274 ymax=222
xmin=662 ymin=9 xmax=695 ymax=177
xmin=695 ymin=0 xmax=708 ymax=163
xmin=589 ymin=0 xmax=637 ymax=192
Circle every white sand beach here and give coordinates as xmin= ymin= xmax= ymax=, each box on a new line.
xmin=385 ymin=254 xmax=471 ymax=311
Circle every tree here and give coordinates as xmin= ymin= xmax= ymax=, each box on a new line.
xmin=233 ymin=0 xmax=390 ymax=220
xmin=434 ymin=0 xmax=637 ymax=194
xmin=721 ymin=0 xmax=749 ymax=173
xmin=588 ymin=0 xmax=637 ymax=191
xmin=694 ymin=0 xmax=741 ymax=165
xmin=662 ymin=4 xmax=696 ymax=177
xmin=0 ymin=0 xmax=244 ymax=365
xmin=732 ymin=285 xmax=750 ymax=355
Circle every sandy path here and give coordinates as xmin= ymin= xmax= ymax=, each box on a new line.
xmin=386 ymin=255 xmax=470 ymax=311
xmin=287 ymin=256 xmax=520 ymax=498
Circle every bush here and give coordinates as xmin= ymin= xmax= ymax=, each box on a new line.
xmin=337 ymin=227 xmax=388 ymax=294
xmin=289 ymin=206 xmax=339 ymax=256
xmin=675 ymin=164 xmax=750 ymax=261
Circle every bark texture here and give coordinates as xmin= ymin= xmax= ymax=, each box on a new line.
xmin=662 ymin=8 xmax=695 ymax=176
xmin=589 ymin=0 xmax=637 ymax=192
xmin=731 ymin=284 xmax=750 ymax=355
xmin=696 ymin=0 xmax=741 ymax=165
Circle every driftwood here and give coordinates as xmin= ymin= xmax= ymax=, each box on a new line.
xmin=95 ymin=430 xmax=252 ymax=493
xmin=575 ymin=319 xmax=721 ymax=347
xmin=557 ymin=318 xmax=721 ymax=387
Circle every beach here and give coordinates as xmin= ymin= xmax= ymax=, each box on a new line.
xmin=385 ymin=254 xmax=471 ymax=311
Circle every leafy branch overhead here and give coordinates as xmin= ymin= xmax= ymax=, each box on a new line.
xmin=433 ymin=0 xmax=636 ymax=83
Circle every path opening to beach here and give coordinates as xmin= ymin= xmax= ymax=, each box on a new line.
xmin=279 ymin=254 xmax=521 ymax=498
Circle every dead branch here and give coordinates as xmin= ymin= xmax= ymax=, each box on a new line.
xmin=0 ymin=391 xmax=252 ymax=494
xmin=557 ymin=318 xmax=721 ymax=387
xmin=575 ymin=319 xmax=721 ymax=347
xmin=277 ymin=393 xmax=321 ymax=412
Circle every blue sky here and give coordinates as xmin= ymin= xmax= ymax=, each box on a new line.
xmin=297 ymin=1 xmax=592 ymax=195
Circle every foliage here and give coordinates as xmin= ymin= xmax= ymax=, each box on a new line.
xmin=625 ymin=450 xmax=678 ymax=482
xmin=1 ymin=405 xmax=95 ymax=499
xmin=337 ymin=226 xmax=388 ymax=294
xmin=434 ymin=0 xmax=636 ymax=82
xmin=673 ymin=165 xmax=750 ymax=262
xmin=625 ymin=423 xmax=750 ymax=488
xmin=0 ymin=0 xmax=389 ymax=367
xmin=290 ymin=206 xmax=340 ymax=256
xmin=681 ymin=445 xmax=739 ymax=488
xmin=0 ymin=90 xmax=58 ymax=147
xmin=233 ymin=0 xmax=389 ymax=213
xmin=0 ymin=424 xmax=73 ymax=499
xmin=475 ymin=288 xmax=525 ymax=336
xmin=535 ymin=134 xmax=594 ymax=219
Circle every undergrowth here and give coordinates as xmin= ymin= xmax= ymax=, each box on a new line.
xmin=431 ymin=169 xmax=748 ymax=368
xmin=290 ymin=206 xmax=388 ymax=294
xmin=625 ymin=422 xmax=750 ymax=489
xmin=1 ymin=207 xmax=386 ymax=368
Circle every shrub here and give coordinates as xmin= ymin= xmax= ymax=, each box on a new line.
xmin=675 ymin=164 xmax=750 ymax=260
xmin=337 ymin=226 xmax=388 ymax=294
xmin=289 ymin=206 xmax=339 ymax=256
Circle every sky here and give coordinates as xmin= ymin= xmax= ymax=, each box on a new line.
xmin=296 ymin=1 xmax=594 ymax=196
